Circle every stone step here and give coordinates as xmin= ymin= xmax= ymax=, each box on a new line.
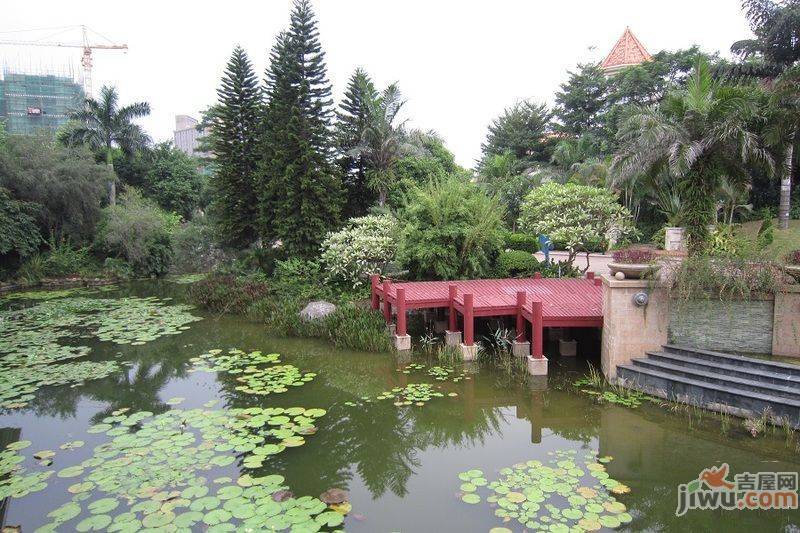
xmin=663 ymin=344 xmax=800 ymax=378
xmin=647 ymin=351 xmax=800 ymax=388
xmin=631 ymin=358 xmax=800 ymax=401
xmin=617 ymin=364 xmax=800 ymax=428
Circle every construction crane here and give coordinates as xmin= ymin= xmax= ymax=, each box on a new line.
xmin=0 ymin=25 xmax=127 ymax=97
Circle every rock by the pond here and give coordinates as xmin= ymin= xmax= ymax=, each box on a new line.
xmin=300 ymin=301 xmax=336 ymax=321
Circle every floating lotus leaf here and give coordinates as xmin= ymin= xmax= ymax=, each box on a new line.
xmin=456 ymin=450 xmax=633 ymax=531
xmin=75 ymin=514 xmax=112 ymax=532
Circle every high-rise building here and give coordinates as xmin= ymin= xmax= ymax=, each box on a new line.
xmin=0 ymin=69 xmax=84 ymax=135
xmin=173 ymin=115 xmax=209 ymax=158
xmin=600 ymin=27 xmax=652 ymax=76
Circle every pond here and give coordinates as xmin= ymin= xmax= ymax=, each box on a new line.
xmin=0 ymin=281 xmax=798 ymax=532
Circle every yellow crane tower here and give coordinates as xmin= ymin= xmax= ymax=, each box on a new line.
xmin=0 ymin=25 xmax=127 ymax=97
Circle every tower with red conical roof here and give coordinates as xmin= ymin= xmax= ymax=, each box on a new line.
xmin=600 ymin=27 xmax=652 ymax=75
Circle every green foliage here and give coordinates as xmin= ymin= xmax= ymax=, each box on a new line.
xmin=321 ymin=304 xmax=392 ymax=352
xmin=336 ymin=68 xmax=379 ymax=216
xmin=613 ymin=59 xmax=772 ymax=254
xmin=258 ymin=1 xmax=343 ymax=256
xmin=320 ymin=214 xmax=398 ymax=288
xmin=171 ymin=216 xmax=225 ymax=274
xmin=670 ymin=254 xmax=784 ymax=301
xmin=555 ymin=63 xmax=610 ymax=138
xmin=141 ymin=142 xmax=207 ymax=218
xmin=757 ymin=210 xmax=775 ymax=248
xmin=480 ymin=158 xmax=543 ymax=229
xmin=479 ymin=100 xmax=554 ymax=171
xmin=397 ymin=176 xmax=505 ymax=280
xmin=0 ymin=187 xmax=41 ymax=274
xmin=518 ymin=183 xmax=637 ymax=259
xmin=504 ymin=232 xmax=539 ymax=253
xmin=208 ymin=46 xmax=262 ymax=248
xmin=708 ymin=225 xmax=745 ymax=256
xmin=0 ymin=134 xmax=110 ymax=245
xmin=496 ymin=250 xmax=538 ymax=278
xmin=95 ymin=189 xmax=177 ymax=277
xmin=188 ymin=273 xmax=270 ymax=314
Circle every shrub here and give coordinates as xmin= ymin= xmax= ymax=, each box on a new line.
xmin=504 ymin=232 xmax=539 ymax=253
xmin=397 ymin=175 xmax=505 ymax=280
xmin=0 ymin=187 xmax=41 ymax=276
xmin=172 ymin=216 xmax=226 ymax=274
xmin=188 ymin=273 xmax=270 ymax=314
xmin=40 ymin=239 xmax=95 ymax=277
xmin=518 ymin=183 xmax=637 ymax=264
xmin=708 ymin=225 xmax=746 ymax=257
xmin=95 ymin=189 xmax=179 ymax=277
xmin=670 ymin=254 xmax=784 ymax=301
xmin=787 ymin=250 xmax=800 ymax=265
xmin=496 ymin=250 xmax=539 ymax=278
xmin=323 ymin=304 xmax=392 ymax=352
xmin=320 ymin=214 xmax=398 ymax=288
xmin=103 ymin=257 xmax=133 ymax=279
xmin=611 ymin=248 xmax=656 ymax=264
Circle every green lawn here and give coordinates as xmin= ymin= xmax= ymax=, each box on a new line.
xmin=738 ymin=218 xmax=800 ymax=260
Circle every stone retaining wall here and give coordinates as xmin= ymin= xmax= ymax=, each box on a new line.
xmin=668 ymin=297 xmax=775 ymax=355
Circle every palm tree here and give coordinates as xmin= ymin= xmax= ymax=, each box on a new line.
xmin=612 ymin=59 xmax=773 ymax=252
xmin=353 ymin=83 xmax=406 ymax=207
xmin=60 ymin=85 xmax=151 ymax=205
xmin=729 ymin=0 xmax=800 ymax=229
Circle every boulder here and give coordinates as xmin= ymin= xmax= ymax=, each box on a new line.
xmin=299 ymin=301 xmax=336 ymax=321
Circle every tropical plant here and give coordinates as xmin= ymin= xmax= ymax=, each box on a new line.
xmin=518 ymin=182 xmax=637 ymax=265
xmin=612 ymin=59 xmax=773 ymax=253
xmin=355 ymin=83 xmax=407 ymax=207
xmin=320 ymin=214 xmax=398 ymax=288
xmin=728 ymin=0 xmax=800 ymax=229
xmin=397 ymin=175 xmax=505 ymax=280
xmin=59 ymin=85 xmax=151 ymax=205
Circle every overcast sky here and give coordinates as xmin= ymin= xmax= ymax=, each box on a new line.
xmin=2 ymin=0 xmax=752 ymax=167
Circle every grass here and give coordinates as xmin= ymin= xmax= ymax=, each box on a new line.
xmin=738 ymin=218 xmax=800 ymax=260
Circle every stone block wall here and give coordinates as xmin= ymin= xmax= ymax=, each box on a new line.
xmin=773 ymin=287 xmax=800 ymax=358
xmin=601 ymin=276 xmax=670 ymax=379
xmin=668 ymin=298 xmax=775 ymax=355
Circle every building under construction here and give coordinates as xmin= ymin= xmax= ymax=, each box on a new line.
xmin=0 ymin=67 xmax=84 ymax=136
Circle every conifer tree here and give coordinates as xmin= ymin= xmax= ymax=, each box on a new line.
xmin=336 ymin=68 xmax=378 ymax=217
xmin=209 ymin=46 xmax=262 ymax=248
xmin=259 ymin=0 xmax=344 ymax=256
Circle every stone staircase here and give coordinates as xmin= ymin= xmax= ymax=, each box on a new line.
xmin=617 ymin=344 xmax=800 ymax=428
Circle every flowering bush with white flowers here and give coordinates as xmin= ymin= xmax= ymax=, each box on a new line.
xmin=518 ymin=183 xmax=637 ymax=265
xmin=320 ymin=214 xmax=398 ymax=288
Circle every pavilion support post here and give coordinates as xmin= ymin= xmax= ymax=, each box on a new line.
xmin=370 ymin=274 xmax=380 ymax=310
xmin=460 ymin=293 xmax=477 ymax=361
xmin=392 ymin=287 xmax=411 ymax=351
xmin=445 ymin=284 xmax=461 ymax=346
xmin=594 ymin=277 xmax=602 ymax=287
xmin=513 ymin=290 xmax=530 ymax=358
xmin=534 ymin=272 xmax=542 ymax=280
xmin=382 ymin=280 xmax=392 ymax=324
xmin=586 ymin=271 xmax=595 ymax=280
xmin=527 ymin=299 xmax=548 ymax=376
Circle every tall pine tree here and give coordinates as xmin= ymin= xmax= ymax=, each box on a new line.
xmin=259 ymin=0 xmax=344 ymax=256
xmin=209 ymin=46 xmax=262 ymax=248
xmin=336 ymin=68 xmax=378 ymax=217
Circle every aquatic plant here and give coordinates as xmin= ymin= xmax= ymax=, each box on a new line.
xmin=167 ymin=272 xmax=208 ymax=284
xmin=189 ymin=348 xmax=316 ymax=395
xmin=36 ymin=406 xmax=344 ymax=531
xmin=0 ymin=441 xmax=52 ymax=500
xmin=456 ymin=450 xmax=633 ymax=531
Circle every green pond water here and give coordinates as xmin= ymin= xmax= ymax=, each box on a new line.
xmin=1 ymin=281 xmax=799 ymax=532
